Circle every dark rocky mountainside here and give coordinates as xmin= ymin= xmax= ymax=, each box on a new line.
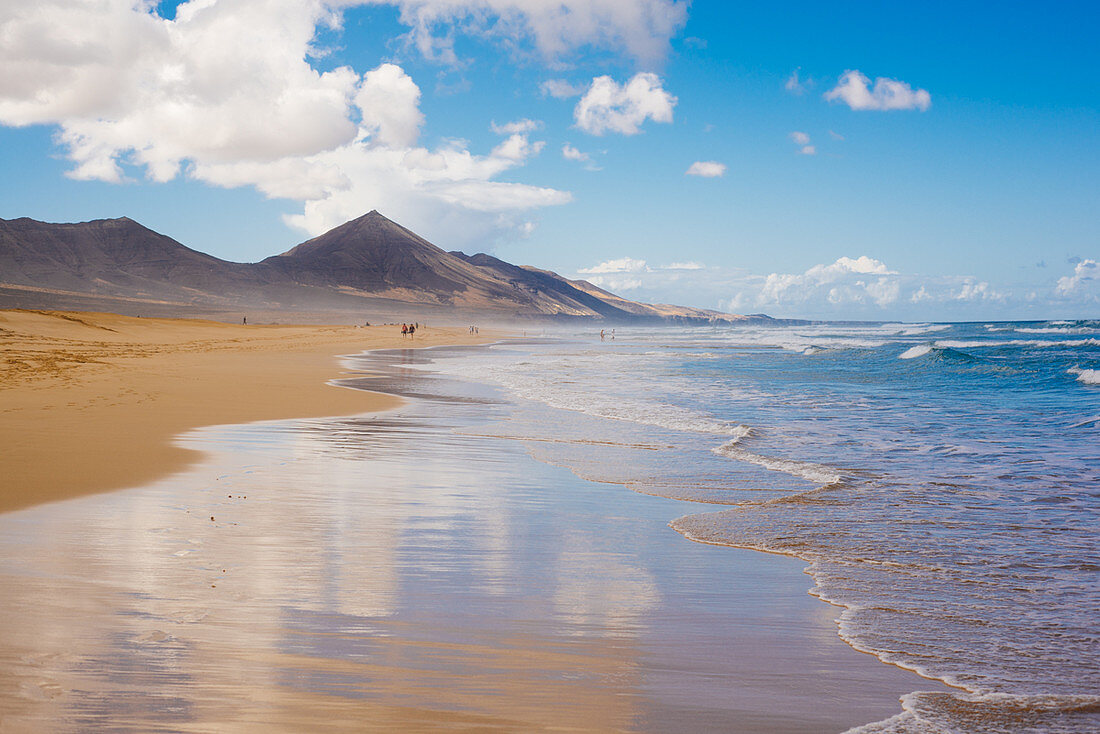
xmin=0 ymin=211 xmax=765 ymax=324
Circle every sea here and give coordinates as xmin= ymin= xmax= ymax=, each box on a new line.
xmin=385 ymin=319 xmax=1100 ymax=732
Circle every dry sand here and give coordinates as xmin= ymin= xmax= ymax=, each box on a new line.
xmin=0 ymin=309 xmax=495 ymax=514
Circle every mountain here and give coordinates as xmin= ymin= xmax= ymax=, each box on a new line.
xmin=0 ymin=211 xmax=766 ymax=324
xmin=0 ymin=216 xmax=255 ymax=301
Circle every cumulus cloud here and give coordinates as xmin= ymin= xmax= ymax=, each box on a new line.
xmin=585 ymin=275 xmax=644 ymax=291
xmin=758 ymin=256 xmax=900 ymax=307
xmin=711 ymin=256 xmax=1027 ymax=319
xmin=576 ymin=255 xmax=1099 ymax=320
xmin=0 ymin=0 xmax=600 ymax=245
xmin=574 ymin=73 xmax=677 ymax=135
xmin=824 ymin=70 xmax=931 ymax=111
xmin=357 ymin=63 xmax=425 ymax=148
xmin=1057 ymin=259 xmax=1099 ymax=297
xmin=578 ymin=257 xmax=650 ymax=274
xmin=685 ymin=160 xmax=726 ymax=177
xmin=562 ymin=143 xmax=590 ymax=162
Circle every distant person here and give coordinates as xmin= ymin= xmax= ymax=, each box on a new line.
xmin=600 ymin=329 xmax=605 ymax=341
xmin=408 ymin=324 xmax=416 ymax=337
xmin=401 ymin=323 xmax=408 ymax=337
xmin=242 ymin=316 xmax=247 ymax=325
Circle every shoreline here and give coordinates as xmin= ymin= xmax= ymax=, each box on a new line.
xmin=0 ymin=343 xmax=936 ymax=731
xmin=0 ymin=309 xmax=498 ymax=514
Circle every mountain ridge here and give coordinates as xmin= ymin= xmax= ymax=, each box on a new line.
xmin=0 ymin=211 xmax=775 ymax=325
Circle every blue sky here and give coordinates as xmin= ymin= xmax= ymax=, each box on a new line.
xmin=1 ymin=0 xmax=1097 ymax=320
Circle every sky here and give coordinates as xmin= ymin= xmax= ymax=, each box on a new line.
xmin=1 ymin=0 xmax=1098 ymax=320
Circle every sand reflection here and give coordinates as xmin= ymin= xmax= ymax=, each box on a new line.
xmin=0 ymin=411 xmax=649 ymax=731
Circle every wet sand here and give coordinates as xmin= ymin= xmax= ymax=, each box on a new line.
xmin=0 ymin=309 xmax=493 ymax=513
xmin=0 ymin=349 xmax=942 ymax=733
xmin=0 ymin=320 xmax=947 ymax=732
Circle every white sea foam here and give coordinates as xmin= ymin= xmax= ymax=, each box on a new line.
xmin=899 ymin=344 xmax=933 ymax=360
xmin=936 ymin=338 xmax=1100 ymax=349
xmin=845 ymin=691 xmax=1100 ymax=733
xmin=897 ymin=323 xmax=951 ymax=336
xmin=1067 ymin=367 xmax=1100 ymax=386
xmin=1016 ymin=326 xmax=1097 ymax=334
xmin=712 ymin=438 xmax=842 ymax=486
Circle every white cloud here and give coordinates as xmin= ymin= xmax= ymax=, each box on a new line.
xmin=574 ymin=73 xmax=677 ymax=135
xmin=758 ymin=256 xmax=900 ymax=308
xmin=788 ymin=131 xmax=815 ymax=155
xmin=0 ymin=0 xmax=583 ymax=245
xmin=562 ymin=143 xmax=590 ymax=162
xmin=785 ymin=69 xmax=807 ymax=95
xmin=824 ymin=70 xmax=931 ymax=111
xmin=378 ymin=0 xmax=689 ymax=65
xmin=685 ymin=160 xmax=726 ymax=177
xmin=579 ymin=255 xmax=1100 ymax=320
xmin=491 ymin=133 xmax=545 ymax=161
xmin=356 ymin=63 xmax=424 ymax=148
xmin=585 ymin=275 xmax=644 ymax=292
xmin=1056 ymin=259 xmax=1099 ymax=296
xmin=829 ymin=129 xmax=845 ymax=141
xmin=541 ymin=79 xmax=587 ymax=98
xmin=491 ymin=118 xmax=540 ymax=135
xmin=578 ymin=257 xmax=649 ymax=274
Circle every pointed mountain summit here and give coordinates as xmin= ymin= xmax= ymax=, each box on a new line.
xmin=0 ymin=211 xmax=766 ymax=323
xmin=262 ymin=211 xmax=507 ymax=299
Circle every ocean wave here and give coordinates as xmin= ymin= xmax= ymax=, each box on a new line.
xmin=899 ymin=344 xmax=977 ymax=362
xmin=1067 ymin=367 xmax=1100 ymax=386
xmin=845 ymin=691 xmax=1100 ymax=733
xmin=936 ymin=338 xmax=1100 ymax=349
xmin=488 ymin=367 xmax=755 ymax=438
xmin=1016 ymin=326 xmax=1100 ymax=334
xmin=899 ymin=345 xmax=933 ymax=360
xmin=896 ymin=323 xmax=952 ymax=336
xmin=712 ymin=438 xmax=842 ymax=486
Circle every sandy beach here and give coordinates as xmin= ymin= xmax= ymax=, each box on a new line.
xmin=0 ymin=338 xmax=944 ymax=732
xmin=0 ymin=309 xmax=493 ymax=514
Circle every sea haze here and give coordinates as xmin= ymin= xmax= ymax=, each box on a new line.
xmin=408 ymin=320 xmax=1100 ymax=732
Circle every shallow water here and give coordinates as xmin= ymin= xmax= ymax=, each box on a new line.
xmin=0 ymin=345 xmax=933 ymax=732
xmin=408 ymin=321 xmax=1100 ymax=732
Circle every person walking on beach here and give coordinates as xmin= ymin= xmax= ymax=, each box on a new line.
xmin=401 ymin=323 xmax=408 ymax=338
xmin=408 ymin=324 xmax=416 ymax=337
xmin=600 ymin=329 xmax=605 ymax=340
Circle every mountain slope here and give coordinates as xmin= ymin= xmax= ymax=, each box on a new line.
xmin=0 ymin=212 xmax=762 ymax=323
xmin=0 ymin=216 xmax=255 ymax=302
